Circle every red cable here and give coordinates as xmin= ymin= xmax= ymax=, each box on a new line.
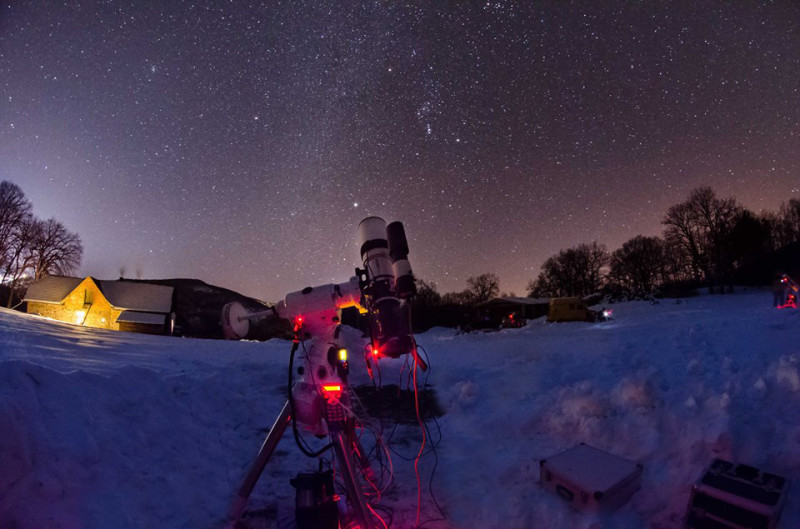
xmin=412 ymin=345 xmax=426 ymax=528
xmin=367 ymin=502 xmax=389 ymax=529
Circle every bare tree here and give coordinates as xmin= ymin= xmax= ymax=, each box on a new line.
xmin=530 ymin=246 xmax=566 ymax=297
xmin=527 ymin=242 xmax=608 ymax=297
xmin=0 ymin=181 xmax=33 ymax=281
xmin=527 ymin=271 xmax=553 ymax=298
xmin=0 ymin=182 xmax=85 ymax=306
xmin=583 ymin=241 xmax=609 ymax=294
xmin=28 ymin=218 xmax=83 ymax=280
xmin=663 ymin=200 xmax=707 ymax=282
xmin=441 ymin=289 xmax=475 ymax=305
xmin=663 ymin=187 xmax=741 ymax=292
xmin=777 ymin=198 xmax=800 ymax=247
xmin=4 ymin=217 xmax=39 ymax=306
xmin=466 ymin=273 xmax=500 ymax=304
xmin=412 ymin=279 xmax=442 ymax=307
xmin=610 ymin=236 xmax=669 ymax=296
xmin=727 ymin=209 xmax=773 ymax=272
xmin=757 ymin=210 xmax=782 ymax=252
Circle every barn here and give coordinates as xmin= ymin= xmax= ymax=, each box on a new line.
xmin=24 ymin=276 xmax=175 ymax=335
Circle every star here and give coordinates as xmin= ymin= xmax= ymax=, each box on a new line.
xmin=1 ymin=2 xmax=796 ymax=301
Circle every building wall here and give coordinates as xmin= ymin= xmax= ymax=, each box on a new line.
xmin=118 ymin=322 xmax=166 ymax=335
xmin=26 ymin=300 xmax=73 ymax=323
xmin=482 ymin=302 xmax=549 ymax=321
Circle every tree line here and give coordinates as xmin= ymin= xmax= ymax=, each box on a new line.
xmin=0 ymin=181 xmax=83 ymax=306
xmin=417 ymin=187 xmax=800 ymax=307
xmin=527 ymin=187 xmax=800 ymax=299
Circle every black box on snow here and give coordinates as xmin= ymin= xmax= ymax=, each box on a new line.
xmin=686 ymin=459 xmax=788 ymax=529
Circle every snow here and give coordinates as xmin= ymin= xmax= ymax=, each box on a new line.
xmin=2 ymin=289 xmax=800 ymax=528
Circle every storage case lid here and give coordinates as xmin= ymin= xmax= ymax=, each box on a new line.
xmin=542 ymin=443 xmax=641 ymax=493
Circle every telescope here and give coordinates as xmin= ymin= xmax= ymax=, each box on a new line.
xmin=221 ymin=216 xmax=423 ymax=529
xmin=223 ymin=216 xmax=424 ymax=366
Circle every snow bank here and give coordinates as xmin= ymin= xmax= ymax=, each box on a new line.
xmin=1 ymin=289 xmax=800 ymax=528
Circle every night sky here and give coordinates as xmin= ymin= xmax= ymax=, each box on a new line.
xmin=2 ymin=2 xmax=799 ymax=301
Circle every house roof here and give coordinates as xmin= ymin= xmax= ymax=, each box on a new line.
xmin=116 ymin=311 xmax=167 ymax=325
xmin=24 ymin=276 xmax=173 ymax=313
xmin=479 ymin=296 xmax=550 ymax=307
xmin=23 ymin=276 xmax=83 ymax=304
xmin=97 ymin=281 xmax=173 ymax=313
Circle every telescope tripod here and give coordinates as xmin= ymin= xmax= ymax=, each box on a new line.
xmin=228 ymin=329 xmax=379 ymax=529
xmin=228 ymin=400 xmax=376 ymax=529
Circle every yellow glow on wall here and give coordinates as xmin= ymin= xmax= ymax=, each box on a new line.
xmin=74 ymin=310 xmax=86 ymax=324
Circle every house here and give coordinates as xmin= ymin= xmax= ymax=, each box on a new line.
xmin=24 ymin=276 xmax=175 ymax=335
xmin=477 ymin=296 xmax=551 ymax=323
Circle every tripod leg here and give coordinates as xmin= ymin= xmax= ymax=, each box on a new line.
xmin=350 ymin=424 xmax=376 ymax=483
xmin=332 ymin=430 xmax=372 ymax=529
xmin=229 ymin=400 xmax=292 ymax=523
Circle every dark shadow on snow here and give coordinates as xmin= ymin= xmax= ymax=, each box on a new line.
xmin=352 ymin=384 xmax=445 ymax=424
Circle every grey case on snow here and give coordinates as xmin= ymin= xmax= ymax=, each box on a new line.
xmin=540 ymin=442 xmax=643 ymax=511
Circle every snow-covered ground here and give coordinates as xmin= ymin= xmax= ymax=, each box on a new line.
xmin=2 ymin=288 xmax=800 ymax=528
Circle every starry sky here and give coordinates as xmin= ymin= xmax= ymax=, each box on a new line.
xmin=2 ymin=2 xmax=799 ymax=301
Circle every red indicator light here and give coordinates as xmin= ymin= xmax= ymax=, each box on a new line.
xmin=321 ymin=384 xmax=342 ymax=400
xmin=779 ymin=296 xmax=797 ymax=309
xmin=373 ymin=348 xmax=379 ymax=357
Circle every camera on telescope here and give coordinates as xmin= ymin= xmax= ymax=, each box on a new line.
xmin=357 ymin=217 xmax=417 ymax=359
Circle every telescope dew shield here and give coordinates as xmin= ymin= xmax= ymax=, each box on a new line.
xmin=386 ymin=221 xmax=416 ymax=299
xmin=358 ymin=217 xmax=394 ymax=284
